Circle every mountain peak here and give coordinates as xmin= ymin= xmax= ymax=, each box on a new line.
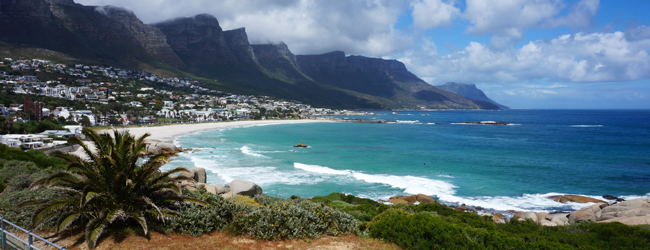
xmin=437 ymin=82 xmax=509 ymax=109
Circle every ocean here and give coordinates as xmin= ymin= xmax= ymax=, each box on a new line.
xmin=162 ymin=110 xmax=650 ymax=213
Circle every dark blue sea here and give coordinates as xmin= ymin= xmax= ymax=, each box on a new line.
xmin=163 ymin=110 xmax=650 ymax=213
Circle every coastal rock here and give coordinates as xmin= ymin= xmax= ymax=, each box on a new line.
xmin=221 ymin=191 xmax=236 ymax=199
xmin=600 ymin=208 xmax=650 ymax=221
xmin=514 ymin=212 xmax=537 ymax=221
xmin=202 ymin=184 xmax=217 ymax=195
xmin=180 ymin=168 xmax=206 ymax=183
xmin=599 ymin=215 xmax=650 ymax=226
xmin=213 ymin=184 xmax=226 ymax=194
xmin=602 ymin=195 xmax=625 ymax=202
xmin=388 ymin=196 xmax=409 ymax=204
xmin=388 ymin=195 xmax=419 ymax=205
xmin=546 ymin=213 xmax=569 ymax=226
xmin=600 ymin=198 xmax=650 ymax=214
xmin=567 ymin=203 xmax=605 ymax=223
xmin=293 ymin=143 xmax=308 ymax=148
xmin=548 ymin=195 xmax=606 ymax=204
xmin=416 ymin=194 xmax=435 ymax=204
xmin=145 ymin=140 xmax=180 ymax=155
xmin=225 ymin=178 xmax=263 ymax=197
xmin=535 ymin=212 xmax=549 ymax=223
xmin=484 ymin=213 xmax=505 ymax=223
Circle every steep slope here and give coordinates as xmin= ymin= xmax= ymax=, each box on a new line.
xmin=93 ymin=6 xmax=185 ymax=68
xmin=155 ymin=15 xmax=380 ymax=109
xmin=0 ymin=0 xmax=181 ymax=70
xmin=437 ymin=82 xmax=509 ymax=109
xmin=297 ymin=52 xmax=499 ymax=110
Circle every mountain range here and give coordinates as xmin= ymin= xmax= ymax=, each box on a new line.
xmin=0 ymin=0 xmax=503 ymax=110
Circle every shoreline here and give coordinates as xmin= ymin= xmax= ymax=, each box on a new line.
xmin=111 ymin=119 xmax=335 ymax=145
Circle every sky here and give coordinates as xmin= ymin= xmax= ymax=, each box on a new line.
xmin=75 ymin=0 xmax=650 ymax=109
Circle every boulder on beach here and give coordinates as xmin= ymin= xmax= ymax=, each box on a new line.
xmin=225 ymin=178 xmax=263 ymax=197
xmin=548 ymin=195 xmax=606 ymax=204
xmin=293 ymin=143 xmax=308 ymax=148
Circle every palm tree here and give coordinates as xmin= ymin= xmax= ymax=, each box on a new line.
xmin=23 ymin=128 xmax=204 ymax=249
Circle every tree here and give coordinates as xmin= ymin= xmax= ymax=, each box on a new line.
xmin=108 ymin=117 xmax=120 ymax=126
xmin=24 ymin=128 xmax=204 ymax=249
xmin=80 ymin=115 xmax=91 ymax=126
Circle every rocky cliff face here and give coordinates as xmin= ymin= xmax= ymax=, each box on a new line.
xmin=437 ymin=82 xmax=509 ymax=109
xmin=154 ymin=14 xmax=239 ymax=71
xmin=95 ymin=6 xmax=185 ymax=68
xmin=223 ymin=27 xmax=259 ymax=66
xmin=252 ymin=42 xmax=306 ymax=81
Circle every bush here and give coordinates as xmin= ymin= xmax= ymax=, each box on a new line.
xmin=0 ymin=164 xmax=60 ymax=229
xmin=162 ymin=190 xmax=251 ymax=237
xmin=231 ymin=201 xmax=358 ymax=240
xmin=368 ymin=205 xmax=650 ymax=249
xmin=309 ymin=192 xmax=390 ymax=222
xmin=0 ymin=144 xmax=66 ymax=169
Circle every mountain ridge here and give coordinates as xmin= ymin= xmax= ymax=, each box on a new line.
xmin=436 ymin=82 xmax=509 ymax=109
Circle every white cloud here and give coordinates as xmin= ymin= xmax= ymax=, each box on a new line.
xmin=400 ymin=30 xmax=650 ymax=84
xmin=75 ymin=0 xmax=411 ymax=56
xmin=462 ymin=0 xmax=599 ymax=48
xmin=410 ymin=0 xmax=460 ymax=29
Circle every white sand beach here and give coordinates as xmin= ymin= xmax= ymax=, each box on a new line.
xmin=112 ymin=119 xmax=332 ymax=143
xmin=114 ymin=119 xmax=332 ymax=144
xmin=68 ymin=119 xmax=331 ymax=159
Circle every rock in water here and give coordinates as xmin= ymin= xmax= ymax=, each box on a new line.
xmin=225 ymin=178 xmax=263 ymax=197
xmin=602 ymin=195 xmax=625 ymax=202
xmin=548 ymin=195 xmax=606 ymax=204
xmin=293 ymin=143 xmax=308 ymax=148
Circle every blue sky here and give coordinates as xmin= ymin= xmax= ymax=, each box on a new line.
xmin=77 ymin=0 xmax=650 ymax=109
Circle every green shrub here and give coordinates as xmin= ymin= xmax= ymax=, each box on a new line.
xmin=0 ymin=165 xmax=60 ymax=229
xmin=162 ymin=190 xmax=251 ymax=237
xmin=0 ymin=144 xmax=66 ymax=169
xmin=231 ymin=201 xmax=358 ymax=240
xmin=0 ymin=160 xmax=40 ymax=185
xmin=369 ymin=205 xmax=650 ymax=249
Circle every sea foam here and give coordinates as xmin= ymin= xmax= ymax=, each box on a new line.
xmin=241 ymin=146 xmax=265 ymax=157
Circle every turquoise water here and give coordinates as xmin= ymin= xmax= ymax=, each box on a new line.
xmin=163 ymin=110 xmax=650 ymax=213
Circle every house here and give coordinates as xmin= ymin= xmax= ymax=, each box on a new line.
xmin=23 ymin=76 xmax=37 ymax=82
xmin=0 ymin=134 xmax=47 ymax=149
xmin=40 ymin=130 xmax=76 ymax=138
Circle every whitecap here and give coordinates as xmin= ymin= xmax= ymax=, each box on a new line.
xmin=241 ymin=146 xmax=265 ymax=157
xmin=395 ymin=120 xmax=420 ymax=124
xmin=570 ymin=125 xmax=603 ymax=128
